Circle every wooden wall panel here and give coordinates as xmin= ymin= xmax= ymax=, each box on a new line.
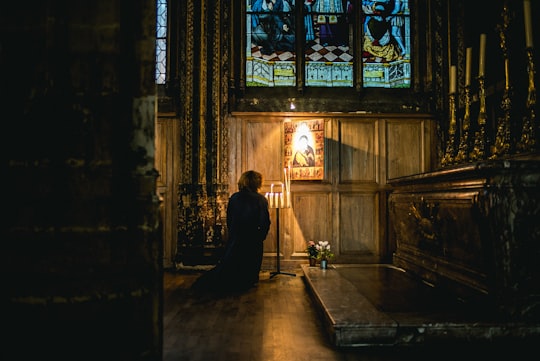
xmin=339 ymin=120 xmax=378 ymax=182
xmin=339 ymin=193 xmax=378 ymax=254
xmin=386 ymin=120 xmax=423 ymax=179
xmin=155 ymin=117 xmax=180 ymax=268
xmin=245 ymin=119 xmax=283 ymax=184
xmin=229 ymin=113 xmax=434 ymax=267
xmin=155 ymin=118 xmax=168 ymax=188
xmin=339 ymin=120 xmax=377 ymax=183
xmin=263 ymin=207 xmax=277 ymax=255
xmin=290 ymin=192 xmax=332 ymax=255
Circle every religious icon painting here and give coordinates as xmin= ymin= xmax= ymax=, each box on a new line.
xmin=284 ymin=119 xmax=324 ymax=180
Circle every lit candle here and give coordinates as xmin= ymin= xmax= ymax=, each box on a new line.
xmin=286 ymin=191 xmax=291 ymax=208
xmin=465 ymin=47 xmax=472 ymax=86
xmin=479 ymin=34 xmax=486 ymax=76
xmin=270 ymin=183 xmax=274 ymax=193
xmin=283 ymin=168 xmax=289 ymax=194
xmin=284 ymin=167 xmax=291 ymax=208
xmin=524 ymin=0 xmax=534 ymax=48
xmin=283 ymin=168 xmax=287 ymax=190
xmin=278 ymin=182 xmax=284 ymax=208
xmin=449 ymin=65 xmax=457 ymax=94
xmin=288 ymin=162 xmax=291 ymax=186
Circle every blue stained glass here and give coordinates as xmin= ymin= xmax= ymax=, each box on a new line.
xmin=361 ymin=0 xmax=411 ymax=88
xmin=305 ymin=0 xmax=354 ymax=87
xmin=156 ymin=0 xmax=167 ymax=84
xmin=245 ymin=0 xmax=411 ymax=88
xmin=246 ymin=0 xmax=296 ymax=87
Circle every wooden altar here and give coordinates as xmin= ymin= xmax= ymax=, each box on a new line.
xmin=388 ymin=158 xmax=540 ymax=321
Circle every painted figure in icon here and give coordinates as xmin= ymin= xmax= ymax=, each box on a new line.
xmin=293 ymin=135 xmax=316 ymax=167
xmin=192 ymin=170 xmax=271 ymax=293
xmin=251 ymin=0 xmax=295 ymax=55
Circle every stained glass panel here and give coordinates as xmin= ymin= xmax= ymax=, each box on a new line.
xmin=156 ymin=0 xmax=167 ymax=85
xmin=305 ymin=0 xmax=354 ymax=87
xmin=361 ymin=0 xmax=411 ymax=88
xmin=245 ymin=0 xmax=412 ymax=89
xmin=246 ymin=0 xmax=296 ymax=87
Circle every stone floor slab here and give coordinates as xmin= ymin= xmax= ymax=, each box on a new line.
xmin=302 ymin=264 xmax=540 ymax=347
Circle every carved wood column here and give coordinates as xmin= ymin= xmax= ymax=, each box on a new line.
xmin=176 ymin=0 xmax=230 ymax=266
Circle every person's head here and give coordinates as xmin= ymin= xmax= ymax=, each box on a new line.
xmin=238 ymin=170 xmax=263 ymax=192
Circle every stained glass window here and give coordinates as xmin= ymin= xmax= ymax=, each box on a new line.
xmin=156 ymin=0 xmax=167 ymax=85
xmin=245 ymin=0 xmax=411 ymax=89
xmin=305 ymin=1 xmax=354 ymax=87
xmin=361 ymin=0 xmax=411 ymax=88
xmin=246 ymin=0 xmax=296 ymax=86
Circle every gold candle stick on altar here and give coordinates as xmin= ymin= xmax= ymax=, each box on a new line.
xmin=516 ymin=43 xmax=537 ymax=153
xmin=455 ymin=85 xmax=471 ymax=163
xmin=490 ymin=3 xmax=513 ymax=159
xmin=441 ymin=91 xmax=458 ymax=167
xmin=470 ymin=75 xmax=488 ymax=161
xmin=442 ymin=66 xmax=458 ymax=166
xmin=455 ymin=50 xmax=472 ymax=163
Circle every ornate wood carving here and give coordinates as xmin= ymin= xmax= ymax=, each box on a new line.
xmin=389 ymin=160 xmax=540 ymax=320
xmin=176 ymin=1 xmax=230 ymax=266
xmin=432 ymin=0 xmax=448 ymax=165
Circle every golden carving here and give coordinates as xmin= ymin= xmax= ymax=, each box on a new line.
xmin=176 ymin=1 xmax=230 ymax=262
xmin=470 ymin=76 xmax=487 ymax=161
xmin=490 ymin=2 xmax=512 ymax=159
xmin=516 ymin=47 xmax=537 ymax=153
xmin=441 ymin=92 xmax=457 ymax=167
xmin=409 ymin=198 xmax=439 ymax=241
xmin=455 ymin=85 xmax=471 ymax=163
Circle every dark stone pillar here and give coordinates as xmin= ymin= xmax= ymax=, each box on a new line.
xmin=2 ymin=1 xmax=162 ymax=359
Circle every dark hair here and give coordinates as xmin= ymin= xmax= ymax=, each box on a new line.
xmin=238 ymin=170 xmax=263 ymax=192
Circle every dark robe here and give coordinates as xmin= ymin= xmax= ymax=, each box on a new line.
xmin=191 ymin=189 xmax=271 ymax=292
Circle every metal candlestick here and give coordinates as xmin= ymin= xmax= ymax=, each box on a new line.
xmin=269 ymin=206 xmax=296 ymax=279
xmin=455 ymin=85 xmax=472 ymax=163
xmin=490 ymin=2 xmax=512 ymax=159
xmin=470 ymin=76 xmax=488 ymax=161
xmin=441 ymin=92 xmax=457 ymax=167
xmin=516 ymin=47 xmax=537 ymax=153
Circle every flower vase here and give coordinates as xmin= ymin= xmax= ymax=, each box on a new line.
xmin=320 ymin=259 xmax=328 ymax=269
xmin=309 ymin=258 xmax=317 ymax=267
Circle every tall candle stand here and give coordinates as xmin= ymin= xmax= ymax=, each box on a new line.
xmin=441 ymin=92 xmax=457 ymax=167
xmin=266 ymin=186 xmax=295 ymax=279
xmin=470 ymin=75 xmax=488 ymax=161
xmin=516 ymin=47 xmax=537 ymax=153
xmin=455 ymin=85 xmax=472 ymax=163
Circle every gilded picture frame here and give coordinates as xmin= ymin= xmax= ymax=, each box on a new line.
xmin=284 ymin=119 xmax=324 ymax=180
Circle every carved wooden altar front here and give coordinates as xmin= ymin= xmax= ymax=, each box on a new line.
xmin=389 ymin=159 xmax=540 ymax=321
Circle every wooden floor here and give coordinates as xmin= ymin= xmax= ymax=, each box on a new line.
xmin=163 ymin=267 xmax=537 ymax=361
